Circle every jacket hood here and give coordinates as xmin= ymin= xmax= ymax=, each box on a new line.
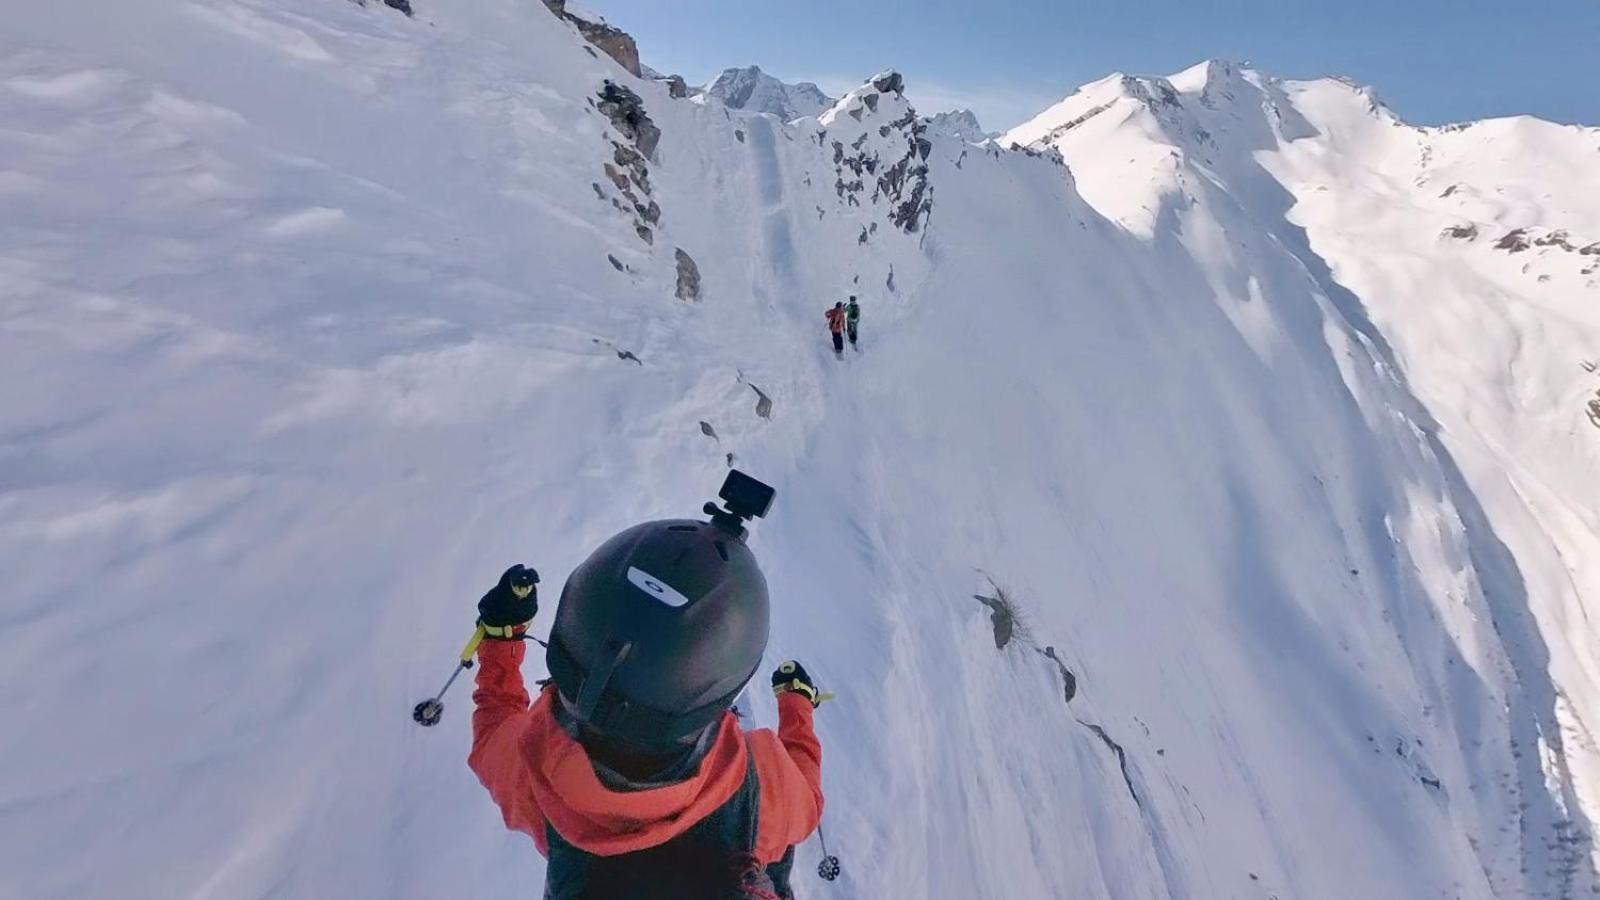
xmin=520 ymin=686 xmax=749 ymax=856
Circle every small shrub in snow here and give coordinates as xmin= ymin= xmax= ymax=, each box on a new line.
xmin=973 ymin=577 xmax=1034 ymax=650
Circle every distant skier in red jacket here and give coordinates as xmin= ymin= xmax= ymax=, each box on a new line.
xmin=825 ymin=302 xmax=846 ymax=357
xmin=467 ymin=475 xmax=826 ymax=899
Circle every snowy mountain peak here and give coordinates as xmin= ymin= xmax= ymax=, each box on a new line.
xmin=810 ymin=71 xmax=934 ymax=232
xmin=702 ymin=65 xmax=834 ymax=121
xmin=926 ymin=108 xmax=990 ymax=143
xmin=819 ymin=70 xmax=913 ymax=128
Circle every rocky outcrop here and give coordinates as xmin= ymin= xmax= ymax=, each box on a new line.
xmin=674 ymin=248 xmax=701 ymax=302
xmin=597 ymin=81 xmax=660 ymax=159
xmin=591 ymin=83 xmax=661 ymax=247
xmin=1484 ymin=227 xmax=1523 ymax=253
xmin=541 ymin=0 xmax=641 ymax=77
xmin=820 ymin=73 xmax=935 ymax=234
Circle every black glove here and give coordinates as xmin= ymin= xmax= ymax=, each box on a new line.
xmin=477 ymin=564 xmax=539 ymax=638
xmin=771 ymin=659 xmax=822 ymax=707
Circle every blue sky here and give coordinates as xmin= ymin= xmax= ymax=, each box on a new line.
xmin=583 ymin=0 xmax=1600 ymax=133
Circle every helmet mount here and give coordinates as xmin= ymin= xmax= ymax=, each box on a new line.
xmin=704 ymin=469 xmax=775 ymax=540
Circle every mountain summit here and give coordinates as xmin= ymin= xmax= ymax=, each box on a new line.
xmin=702 ymin=65 xmax=835 ymax=120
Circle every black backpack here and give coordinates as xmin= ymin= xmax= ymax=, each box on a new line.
xmin=542 ymin=744 xmax=793 ymax=900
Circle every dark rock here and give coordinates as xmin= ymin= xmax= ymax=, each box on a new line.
xmin=662 ymin=75 xmax=689 ymax=99
xmin=638 ymin=201 xmax=661 ymax=224
xmin=602 ymin=163 xmax=630 ymax=191
xmin=744 ymin=381 xmax=773 ymax=419
xmin=1442 ymin=223 xmax=1478 ymax=240
xmin=871 ymin=71 xmax=904 ymax=95
xmin=635 ymin=224 xmax=653 ymax=245
xmin=735 ymin=129 xmax=746 ymax=144
xmin=591 ymin=182 xmax=607 ymax=200
xmin=974 ymin=595 xmax=1015 ymax=649
xmin=616 ymin=349 xmax=641 ymax=365
xmin=382 ymin=0 xmax=412 ymax=15
xmin=862 ymin=93 xmax=879 ymax=113
xmin=606 ymin=254 xmax=625 ymax=272
xmin=1533 ymin=230 xmax=1576 ymax=251
xmin=674 ymin=248 xmax=701 ymax=301
xmin=1495 ymin=229 xmax=1531 ymax=253
xmin=613 ymin=144 xmax=652 ymax=194
xmin=1042 ymin=646 xmax=1078 ymax=704
xmin=699 ymin=421 xmax=718 ymax=440
xmin=598 ymin=81 xmax=660 ymax=160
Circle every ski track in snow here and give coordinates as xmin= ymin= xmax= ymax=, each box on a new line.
xmin=2 ymin=3 xmax=1598 ymax=899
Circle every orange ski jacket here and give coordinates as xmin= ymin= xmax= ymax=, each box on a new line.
xmin=468 ymin=638 xmax=824 ymax=865
xmin=825 ymin=307 xmax=846 ymax=334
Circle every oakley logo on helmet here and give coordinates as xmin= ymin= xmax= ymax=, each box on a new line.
xmin=627 ymin=566 xmax=690 ymax=608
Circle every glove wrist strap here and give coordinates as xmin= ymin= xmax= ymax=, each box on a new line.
xmin=773 ymin=680 xmax=819 ymax=706
xmin=479 ymin=620 xmax=530 ymax=640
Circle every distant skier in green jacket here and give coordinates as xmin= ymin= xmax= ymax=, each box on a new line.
xmin=845 ymin=296 xmax=861 ymax=350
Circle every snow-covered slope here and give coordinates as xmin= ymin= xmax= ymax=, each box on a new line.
xmin=2 ymin=4 xmax=1596 ymax=899
xmin=703 ymin=65 xmax=834 ymax=121
xmin=1008 ymin=59 xmax=1600 ymax=895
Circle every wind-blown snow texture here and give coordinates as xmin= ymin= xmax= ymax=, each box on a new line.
xmin=1 ymin=3 xmax=1596 ymax=899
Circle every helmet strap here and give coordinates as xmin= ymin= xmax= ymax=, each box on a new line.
xmin=575 ymin=639 xmax=633 ymax=722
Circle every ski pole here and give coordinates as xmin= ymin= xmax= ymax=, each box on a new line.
xmin=816 ymin=821 xmax=841 ymax=881
xmin=412 ymin=624 xmax=487 ymax=727
xmin=412 ymin=625 xmax=549 ymax=727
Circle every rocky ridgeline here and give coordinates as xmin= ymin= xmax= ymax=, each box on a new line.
xmin=540 ymin=0 xmax=640 ymax=77
xmin=1441 ymin=223 xmax=1600 ymax=278
xmin=817 ymin=71 xmax=935 ymax=235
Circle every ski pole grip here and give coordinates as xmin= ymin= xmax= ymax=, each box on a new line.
xmin=458 ymin=624 xmax=487 ymax=664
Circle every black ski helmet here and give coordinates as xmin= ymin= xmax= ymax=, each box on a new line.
xmin=546 ymin=473 xmax=774 ymax=751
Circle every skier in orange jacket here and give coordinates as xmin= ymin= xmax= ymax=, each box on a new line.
xmin=825 ymin=302 xmax=846 ymax=357
xmin=467 ymin=473 xmax=826 ymax=898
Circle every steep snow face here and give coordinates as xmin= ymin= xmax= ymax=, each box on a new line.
xmin=3 ymin=6 xmax=1597 ymax=900
xmin=1013 ymin=58 xmax=1600 ymax=896
xmin=703 ymin=65 xmax=834 ymax=121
